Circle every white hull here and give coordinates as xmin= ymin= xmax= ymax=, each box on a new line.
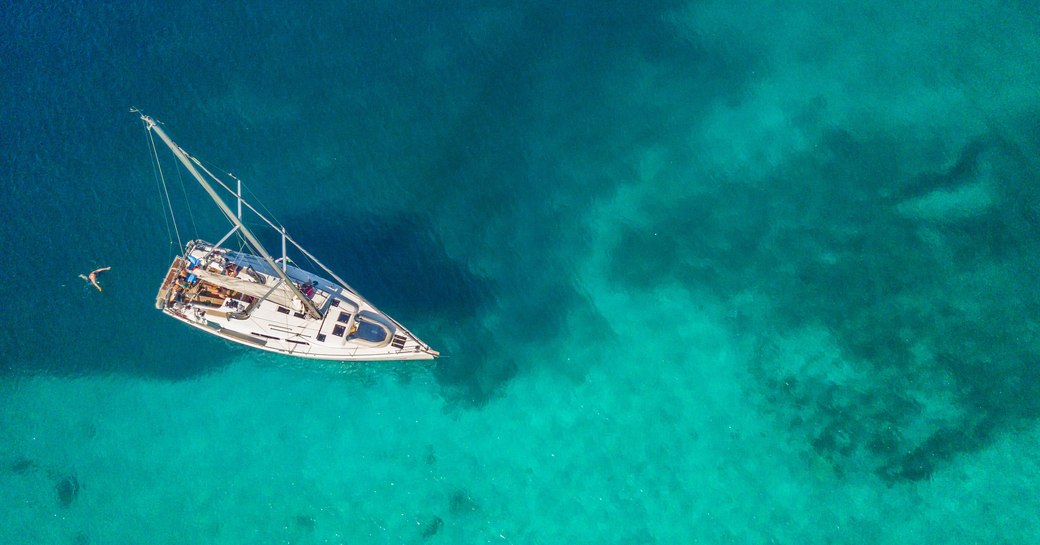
xmin=157 ymin=241 xmax=438 ymax=361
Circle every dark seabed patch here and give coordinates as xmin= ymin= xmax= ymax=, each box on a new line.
xmin=295 ymin=514 xmax=315 ymax=532
xmin=611 ymin=120 xmax=1040 ymax=482
xmin=10 ymin=457 xmax=35 ymax=475
xmin=448 ymin=488 xmax=479 ymax=515
xmin=347 ymin=1 xmax=760 ymax=402
xmin=420 ymin=515 xmax=443 ymax=539
xmin=55 ymin=474 xmax=81 ymax=507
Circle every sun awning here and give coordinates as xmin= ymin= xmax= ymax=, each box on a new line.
xmin=192 ymin=266 xmax=302 ymax=310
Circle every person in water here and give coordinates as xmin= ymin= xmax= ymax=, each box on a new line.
xmin=80 ymin=266 xmax=111 ymax=292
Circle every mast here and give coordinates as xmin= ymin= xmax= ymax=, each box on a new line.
xmin=140 ymin=114 xmax=323 ymax=320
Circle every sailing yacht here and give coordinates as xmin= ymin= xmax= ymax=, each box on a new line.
xmin=139 ymin=112 xmax=438 ymax=361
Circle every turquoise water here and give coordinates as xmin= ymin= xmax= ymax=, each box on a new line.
xmin=3 ymin=1 xmax=1040 ymax=542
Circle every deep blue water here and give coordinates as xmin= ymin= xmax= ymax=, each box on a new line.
xmin=3 ymin=1 xmax=1040 ymax=543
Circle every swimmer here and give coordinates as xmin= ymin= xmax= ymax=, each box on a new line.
xmin=80 ymin=266 xmax=111 ymax=292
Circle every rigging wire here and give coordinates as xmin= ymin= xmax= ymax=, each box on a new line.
xmin=173 ymin=152 xmax=199 ymax=240
xmin=185 ymin=152 xmax=287 ymax=252
xmin=185 ymin=154 xmax=323 ymax=276
xmin=147 ymin=128 xmax=184 ymax=253
xmin=194 ymin=154 xmax=282 ymax=232
xmin=143 ymin=121 xmax=175 ymax=256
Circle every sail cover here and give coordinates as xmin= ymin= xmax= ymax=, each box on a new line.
xmin=192 ymin=266 xmax=303 ymax=310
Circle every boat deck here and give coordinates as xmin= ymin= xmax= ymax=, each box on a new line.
xmin=154 ymin=242 xmax=438 ymax=361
